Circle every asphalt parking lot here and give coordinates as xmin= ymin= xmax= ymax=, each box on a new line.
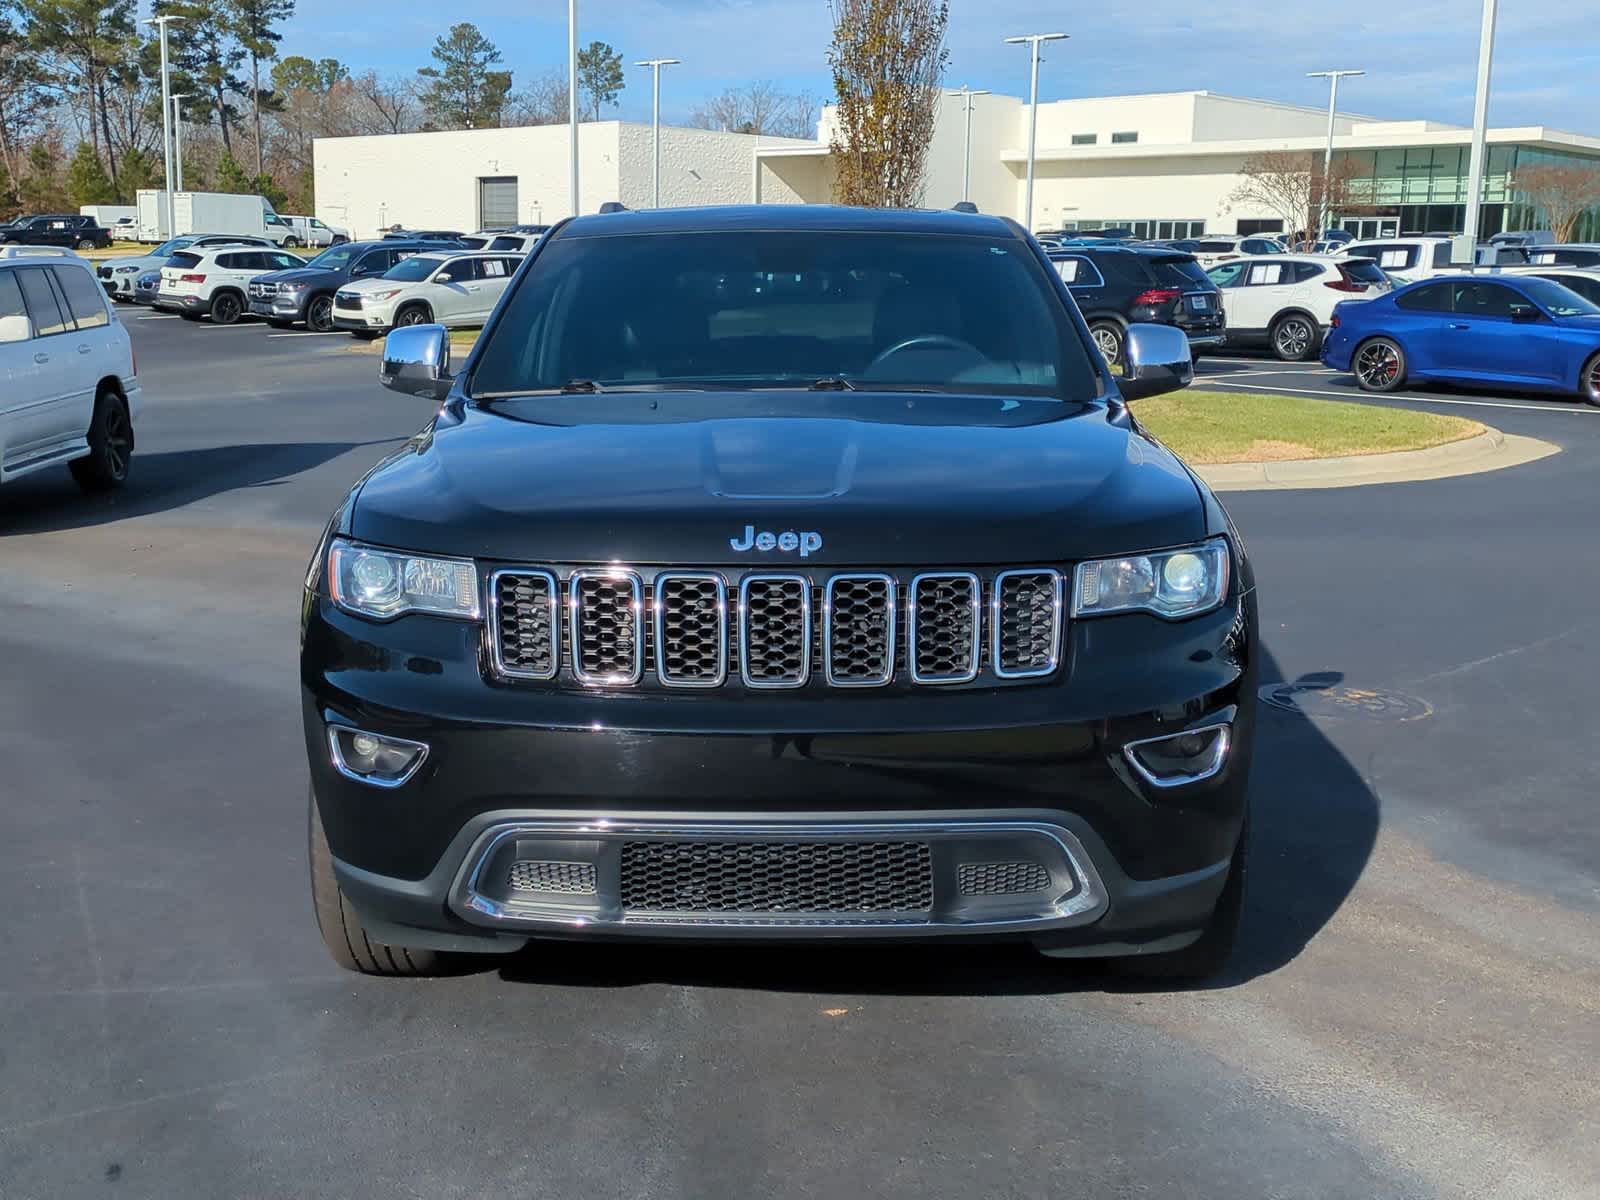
xmin=3 ymin=316 xmax=1598 ymax=1199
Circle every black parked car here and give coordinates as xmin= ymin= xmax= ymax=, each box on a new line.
xmin=0 ymin=213 xmax=113 ymax=249
xmin=382 ymin=228 xmax=464 ymax=241
xmin=300 ymin=205 xmax=1258 ymax=983
xmin=247 ymin=238 xmax=462 ymax=331
xmin=1048 ymin=243 xmax=1226 ymax=366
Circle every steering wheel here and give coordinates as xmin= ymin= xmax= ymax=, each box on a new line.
xmin=866 ymin=334 xmax=983 ymax=374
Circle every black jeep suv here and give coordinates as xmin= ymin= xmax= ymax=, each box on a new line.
xmin=0 ymin=213 xmax=113 ymax=250
xmin=1048 ymin=243 xmax=1226 ymax=366
xmin=301 ymin=206 xmax=1258 ymax=981
xmin=249 ymin=238 xmax=461 ymax=331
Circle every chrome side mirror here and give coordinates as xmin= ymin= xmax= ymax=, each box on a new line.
xmin=380 ymin=323 xmax=452 ymax=399
xmin=1119 ymin=323 xmax=1194 ymax=400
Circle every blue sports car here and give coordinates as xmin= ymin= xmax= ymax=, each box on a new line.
xmin=1321 ymin=273 xmax=1600 ymax=406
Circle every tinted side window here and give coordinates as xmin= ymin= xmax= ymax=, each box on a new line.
xmin=1395 ymin=283 xmax=1452 ymax=312
xmin=1537 ymin=274 xmax=1600 ymax=305
xmin=51 ymin=266 xmax=110 ymax=329
xmin=1051 ymin=256 xmax=1104 ymax=287
xmin=1452 ymin=282 xmax=1527 ymax=318
xmin=1208 ymin=261 xmax=1248 ymax=288
xmin=1292 ymin=262 xmax=1324 ymax=284
xmin=487 ymin=235 xmax=523 ymax=252
xmin=16 ymin=266 xmax=72 ymax=335
xmin=1245 ymin=261 xmax=1286 ymax=285
xmin=0 ymin=270 xmax=30 ymax=340
xmin=476 ymin=257 xmax=510 ymax=280
xmin=353 ymin=252 xmax=387 ymax=276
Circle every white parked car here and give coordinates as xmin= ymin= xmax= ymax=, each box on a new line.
xmin=95 ymin=233 xmax=273 ymax=301
xmin=479 ymin=231 xmax=542 ymax=254
xmin=1192 ymin=235 xmax=1287 ymax=268
xmin=1336 ymin=237 xmax=1463 ymax=284
xmin=282 ymin=215 xmax=350 ymax=248
xmin=1495 ymin=264 xmax=1600 ymax=308
xmin=332 ymin=251 xmax=524 ymax=337
xmin=155 ymin=245 xmax=307 ymax=324
xmin=1206 ymin=252 xmax=1392 ymax=361
xmin=0 ymin=247 xmax=141 ymax=491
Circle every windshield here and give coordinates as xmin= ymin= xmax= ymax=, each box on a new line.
xmin=1341 ymin=259 xmax=1389 ymax=285
xmin=385 ymin=255 xmax=445 ymax=282
xmin=1522 ymin=277 xmax=1600 ymax=318
xmin=153 ymin=238 xmax=193 ymax=256
xmin=471 ymin=230 xmax=1097 ymax=399
xmin=307 ymin=245 xmax=355 ymax=271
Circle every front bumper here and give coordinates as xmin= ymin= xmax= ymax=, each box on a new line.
xmin=250 ymin=291 xmax=307 ymax=321
xmin=303 ymin=583 xmax=1257 ymax=955
xmin=333 ymin=309 xmax=392 ymax=332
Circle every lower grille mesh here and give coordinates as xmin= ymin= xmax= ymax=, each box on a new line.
xmin=957 ymin=861 xmax=1052 ymax=896
xmin=508 ymin=860 xmax=597 ymax=894
xmin=620 ymin=840 xmax=934 ymax=913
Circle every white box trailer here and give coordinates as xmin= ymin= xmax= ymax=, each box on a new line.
xmin=133 ymin=190 xmax=284 ymax=243
xmin=79 ymin=204 xmax=137 ymax=229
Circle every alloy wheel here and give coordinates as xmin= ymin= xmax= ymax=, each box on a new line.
xmin=1586 ymin=357 xmax=1600 ymax=407
xmin=308 ymin=296 xmax=333 ymax=332
xmin=397 ymin=308 xmax=427 ymax=327
xmin=1275 ymin=318 xmax=1313 ymax=360
xmin=1355 ymin=341 xmax=1400 ymax=390
xmin=1093 ymin=326 xmax=1121 ymax=364
xmin=214 ymin=295 xmax=241 ymax=324
xmin=104 ymin=403 xmax=131 ymax=480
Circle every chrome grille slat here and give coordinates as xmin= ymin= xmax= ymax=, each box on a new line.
xmin=908 ymin=571 xmax=981 ymax=684
xmin=654 ymin=573 xmax=727 ymax=688
xmin=569 ymin=569 xmax=644 ymax=686
xmin=739 ymin=574 xmax=811 ymax=688
xmin=993 ymin=569 xmax=1063 ymax=679
xmin=824 ymin=574 xmax=895 ymax=687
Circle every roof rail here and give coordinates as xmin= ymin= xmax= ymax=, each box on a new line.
xmin=597 ymin=201 xmax=628 ymax=214
xmin=951 ymin=201 xmax=979 ymax=214
xmin=0 ymin=244 xmax=74 ymax=258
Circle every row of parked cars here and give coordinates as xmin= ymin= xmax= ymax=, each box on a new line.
xmin=93 ymin=225 xmax=544 ymax=337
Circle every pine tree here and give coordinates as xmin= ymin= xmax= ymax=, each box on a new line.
xmin=416 ymin=23 xmax=510 ymax=130
xmin=20 ymin=140 xmax=66 ymax=210
xmin=215 ymin=148 xmax=251 ymax=192
xmin=575 ymin=41 xmax=623 ymax=122
xmin=225 ymin=0 xmax=294 ymax=177
xmin=66 ymin=139 xmax=115 ymax=205
xmin=116 ymin=145 xmax=157 ymax=200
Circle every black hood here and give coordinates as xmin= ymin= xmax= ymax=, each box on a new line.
xmin=349 ymin=397 xmax=1206 ymax=566
xmin=254 ymin=266 xmax=343 ymax=286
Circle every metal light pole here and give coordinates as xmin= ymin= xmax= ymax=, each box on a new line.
xmin=171 ymin=94 xmax=190 ymax=191
xmin=1005 ymin=32 xmax=1067 ymax=231
xmin=143 ymin=15 xmax=184 ymax=240
xmin=568 ymin=0 xmax=579 ymax=217
xmin=1462 ymin=0 xmax=1499 ymax=254
xmin=1306 ymin=70 xmax=1364 ymax=239
xmin=947 ymin=85 xmax=991 ymax=203
xmin=635 ymin=58 xmax=681 ymax=208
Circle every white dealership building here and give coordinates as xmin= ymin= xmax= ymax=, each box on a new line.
xmin=315 ymin=90 xmax=1600 ymax=242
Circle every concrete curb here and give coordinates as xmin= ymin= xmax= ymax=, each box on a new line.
xmin=1191 ymin=428 xmax=1560 ymax=492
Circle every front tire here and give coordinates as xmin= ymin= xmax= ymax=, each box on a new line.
xmin=1582 ymin=353 xmax=1600 ymax=408
xmin=1270 ymin=314 xmax=1317 ymax=362
xmin=284 ymin=236 xmax=301 ymax=249
xmin=69 ymin=388 xmax=133 ymax=492
xmin=305 ymin=294 xmax=335 ymax=332
xmin=1353 ymin=336 xmax=1406 ymax=393
xmin=393 ymin=304 xmax=431 ymax=328
xmin=76 ymin=237 xmax=95 ymax=251
xmin=1089 ymin=321 xmax=1125 ymax=368
xmin=308 ymin=789 xmax=453 ymax=977
xmin=210 ymin=291 xmax=243 ymax=325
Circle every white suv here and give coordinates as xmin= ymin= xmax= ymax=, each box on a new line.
xmin=1336 ymin=237 xmax=1461 ymax=284
xmin=1206 ymin=253 xmax=1392 ymax=360
xmin=1192 ymin=235 xmax=1287 ymax=267
xmin=332 ymin=251 xmax=524 ymax=337
xmin=0 ymin=247 xmax=142 ymax=491
xmin=155 ymin=245 xmax=307 ymax=324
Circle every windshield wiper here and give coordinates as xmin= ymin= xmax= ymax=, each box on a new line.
xmin=809 ymin=376 xmax=856 ymax=391
xmin=560 ymin=378 xmax=604 ymax=394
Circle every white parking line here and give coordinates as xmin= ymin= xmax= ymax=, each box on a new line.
xmin=137 ymin=315 xmax=179 ymax=321
xmin=1202 ymin=367 xmax=1336 ymax=380
xmin=1194 ymin=380 xmax=1599 ymax=415
xmin=266 ymin=332 xmax=346 ymax=338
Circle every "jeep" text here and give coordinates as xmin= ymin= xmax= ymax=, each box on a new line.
xmin=729 ymin=525 xmax=824 ymax=557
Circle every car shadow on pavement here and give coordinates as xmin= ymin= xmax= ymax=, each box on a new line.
xmin=498 ymin=650 xmax=1378 ymax=997
xmin=0 ymin=441 xmax=400 ymax=535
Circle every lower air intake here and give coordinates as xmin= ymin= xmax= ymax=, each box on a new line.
xmin=507 ymin=860 xmax=598 ymax=894
xmin=957 ymin=861 xmax=1052 ymax=896
xmin=620 ymin=840 xmax=934 ymax=914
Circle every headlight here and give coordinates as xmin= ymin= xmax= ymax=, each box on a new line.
xmin=280 ymin=281 xmax=307 ymax=292
xmin=115 ymin=265 xmax=140 ymax=274
xmin=327 ymin=538 xmax=480 ymax=621
xmin=1072 ymin=538 xmax=1229 ymax=619
xmin=365 ymin=288 xmax=403 ymax=301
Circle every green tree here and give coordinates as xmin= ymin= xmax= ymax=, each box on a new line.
xmin=116 ymin=141 xmax=155 ymax=197
xmin=22 ymin=0 xmax=137 ymax=191
xmin=225 ymin=0 xmax=292 ymax=177
xmin=2 ymin=3 xmax=58 ymax=209
xmin=65 ymin=136 xmax=113 ymax=203
xmin=416 ymin=22 xmax=509 ymax=130
xmin=576 ymin=40 xmax=622 ymax=121
xmin=828 ymin=0 xmax=948 ymax=207
xmin=214 ymin=147 xmax=250 ymax=192
xmin=156 ymin=0 xmax=245 ymax=153
xmin=19 ymin=137 xmax=65 ymax=209
xmin=271 ymin=53 xmax=344 ymax=95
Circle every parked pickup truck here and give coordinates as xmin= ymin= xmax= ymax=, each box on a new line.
xmin=282 ymin=215 xmax=350 ymax=248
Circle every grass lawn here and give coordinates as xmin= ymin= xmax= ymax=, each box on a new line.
xmin=1134 ymin=390 xmax=1484 ymax=465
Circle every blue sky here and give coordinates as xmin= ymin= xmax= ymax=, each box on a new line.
xmin=281 ymin=1 xmax=1600 ymax=134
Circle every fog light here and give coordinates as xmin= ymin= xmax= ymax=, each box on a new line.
xmin=1124 ymin=723 xmax=1230 ymax=788
xmin=328 ymin=726 xmax=429 ymax=788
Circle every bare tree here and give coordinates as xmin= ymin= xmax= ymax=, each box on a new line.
xmin=504 ymin=68 xmax=569 ymax=127
xmin=1513 ymin=163 xmax=1600 ymax=243
xmin=827 ymin=0 xmax=947 ymax=207
xmin=690 ymin=81 xmax=817 ymax=138
xmin=349 ymin=70 xmax=419 ymax=135
xmin=1227 ymin=150 xmax=1370 ymax=243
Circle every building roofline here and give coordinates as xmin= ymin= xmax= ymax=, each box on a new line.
xmin=999 ymin=126 xmax=1600 ymax=163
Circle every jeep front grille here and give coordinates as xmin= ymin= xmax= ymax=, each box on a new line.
xmin=488 ymin=566 xmax=1066 ymax=690
xmin=619 ymin=840 xmax=934 ymax=915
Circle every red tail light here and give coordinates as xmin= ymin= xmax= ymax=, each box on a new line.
xmin=1132 ymin=288 xmax=1182 ymax=308
xmin=1324 ymin=278 xmax=1367 ymax=292
xmin=180 ymin=273 xmax=206 ymax=283
xmin=1330 ymin=314 xmax=1341 ymax=328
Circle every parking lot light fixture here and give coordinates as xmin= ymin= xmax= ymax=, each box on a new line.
xmin=1306 ymin=70 xmax=1364 ymax=238
xmin=142 ymin=15 xmax=185 ymax=240
xmin=635 ymin=58 xmax=681 ymax=209
xmin=1005 ymin=32 xmax=1067 ymax=231
xmin=947 ymin=85 xmax=991 ymax=203
xmin=1462 ymin=0 xmax=1499 ymax=256
xmin=171 ymin=94 xmax=190 ymax=192
xmin=569 ymin=0 xmax=579 ymax=216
